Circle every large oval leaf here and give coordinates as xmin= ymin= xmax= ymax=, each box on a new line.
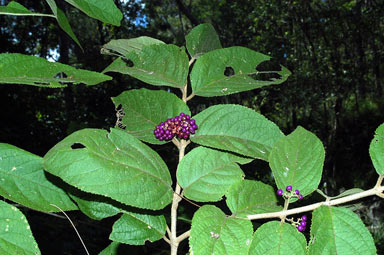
xmin=190 ymin=205 xmax=253 ymax=255
xmin=369 ymin=122 xmax=384 ymax=175
xmin=0 ymin=143 xmax=77 ymax=212
xmin=112 ymin=88 xmax=190 ymax=144
xmin=0 ymin=200 xmax=40 ymax=255
xmin=0 ymin=53 xmax=111 ymax=87
xmin=109 ymin=212 xmax=167 ymax=245
xmin=190 ymin=46 xmax=291 ymax=97
xmin=226 ymin=180 xmax=281 ymax=217
xmin=177 ymin=147 xmax=249 ymax=202
xmin=43 ymin=128 xmax=173 ymax=210
xmin=191 ymin=104 xmax=284 ymax=161
xmin=249 ymin=221 xmax=307 ymax=255
xmin=103 ymin=44 xmax=189 ymax=88
xmin=185 ymin=23 xmax=222 ymax=59
xmin=308 ymin=206 xmax=376 ymax=254
xmin=63 ymin=0 xmax=123 ymax=26
xmin=269 ymin=126 xmax=324 ymax=200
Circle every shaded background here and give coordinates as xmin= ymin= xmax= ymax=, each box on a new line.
xmin=1 ymin=0 xmax=384 ymax=254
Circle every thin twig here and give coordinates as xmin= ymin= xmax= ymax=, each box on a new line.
xmin=176 ymin=230 xmax=191 ymax=243
xmin=185 ymin=93 xmax=195 ymax=102
xmin=50 ymin=204 xmax=90 ymax=255
xmin=175 ymin=192 xmax=201 ymax=208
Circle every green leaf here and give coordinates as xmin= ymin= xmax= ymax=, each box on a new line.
xmin=226 ymin=180 xmax=281 ymax=217
xmin=70 ymin=193 xmax=120 ymax=220
xmin=308 ymin=206 xmax=376 ymax=254
xmin=103 ymin=44 xmax=189 ymax=88
xmin=0 ymin=53 xmax=111 ymax=87
xmin=0 ymin=143 xmax=77 ymax=212
xmin=190 ymin=205 xmax=253 ymax=255
xmin=110 ymin=212 xmax=167 ymax=245
xmin=0 ymin=1 xmax=55 ymax=17
xmin=191 ymin=104 xmax=284 ymax=160
xmin=190 ymin=46 xmax=291 ymax=97
xmin=185 ymin=23 xmax=222 ymax=59
xmin=99 ymin=242 xmax=122 ymax=255
xmin=0 ymin=201 xmax=41 ymax=255
xmin=369 ymin=122 xmax=384 ymax=175
xmin=43 ymin=128 xmax=173 ymax=210
xmin=177 ymin=147 xmax=248 ymax=202
xmin=111 ymin=88 xmax=190 ymax=144
xmin=63 ymin=0 xmax=122 ymax=26
xmin=269 ymin=126 xmax=325 ymax=199
xmin=45 ymin=0 xmax=82 ymax=49
xmin=249 ymin=221 xmax=307 ymax=255
xmin=102 ymin=37 xmax=164 ymax=57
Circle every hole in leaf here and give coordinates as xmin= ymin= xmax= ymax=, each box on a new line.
xmin=115 ymin=104 xmax=126 ymax=129
xmin=249 ymin=58 xmax=283 ymax=81
xmin=33 ymin=81 xmax=50 ymax=86
xmin=122 ymin=58 xmax=134 ymax=67
xmin=71 ymin=143 xmax=86 ymax=149
xmin=54 ymin=72 xmax=68 ymax=79
xmin=224 ymin=66 xmax=235 ymax=77
xmin=248 ymin=72 xmax=281 ymax=81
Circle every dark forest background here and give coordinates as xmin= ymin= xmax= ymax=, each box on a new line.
xmin=1 ymin=0 xmax=384 ymax=254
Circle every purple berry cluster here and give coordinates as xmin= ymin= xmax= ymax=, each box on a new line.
xmin=154 ymin=113 xmax=198 ymax=141
xmin=297 ymin=215 xmax=307 ymax=232
xmin=277 ymin=185 xmax=303 ymax=200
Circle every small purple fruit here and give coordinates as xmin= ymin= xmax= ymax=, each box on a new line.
xmin=286 ymin=185 xmax=293 ymax=191
xmin=301 ymin=215 xmax=307 ymax=221
xmin=297 ymin=225 xmax=304 ymax=232
xmin=298 ymin=194 xmax=303 ymax=200
xmin=300 ymin=221 xmax=307 ymax=227
xmin=277 ymin=189 xmax=283 ymax=196
xmin=295 ymin=189 xmax=300 ymax=195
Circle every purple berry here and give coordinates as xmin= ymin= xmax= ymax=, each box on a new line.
xmin=286 ymin=186 xmax=292 ymax=191
xmin=301 ymin=215 xmax=307 ymax=221
xmin=295 ymin=189 xmax=300 ymax=195
xmin=277 ymin=189 xmax=283 ymax=196
xmin=180 ymin=112 xmax=185 ymax=117
xmin=298 ymin=194 xmax=303 ymax=200
xmin=300 ymin=221 xmax=307 ymax=227
xmin=154 ymin=113 xmax=198 ymax=141
xmin=297 ymin=225 xmax=304 ymax=232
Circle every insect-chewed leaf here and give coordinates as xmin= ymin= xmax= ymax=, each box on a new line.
xmin=190 ymin=46 xmax=291 ymax=97
xmin=102 ymin=37 xmax=164 ymax=57
xmin=369 ymin=122 xmax=384 ymax=175
xmin=191 ymin=104 xmax=284 ymax=161
xmin=43 ymin=128 xmax=173 ymax=210
xmin=185 ymin=23 xmax=222 ymax=59
xmin=0 ymin=53 xmax=111 ymax=87
xmin=308 ymin=206 xmax=376 ymax=254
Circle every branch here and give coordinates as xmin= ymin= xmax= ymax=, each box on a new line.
xmin=247 ymin=184 xmax=384 ymax=221
xmin=174 ymin=0 xmax=199 ymax=26
xmin=176 ymin=230 xmax=191 ymax=243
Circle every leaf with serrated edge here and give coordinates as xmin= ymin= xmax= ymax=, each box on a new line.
xmin=191 ymin=104 xmax=284 ymax=161
xmin=0 ymin=53 xmax=111 ymax=87
xmin=190 ymin=46 xmax=291 ymax=97
xmin=110 ymin=212 xmax=166 ymax=245
xmin=0 ymin=201 xmax=41 ymax=255
xmin=177 ymin=147 xmax=248 ymax=202
xmin=112 ymin=88 xmax=190 ymax=144
xmin=369 ymin=122 xmax=384 ymax=175
xmin=186 ymin=23 xmax=222 ymax=59
xmin=63 ymin=0 xmax=122 ymax=26
xmin=189 ymin=205 xmax=253 ymax=255
xmin=103 ymin=44 xmax=189 ymax=88
xmin=70 ymin=193 xmax=120 ymax=220
xmin=226 ymin=180 xmax=281 ymax=217
xmin=43 ymin=128 xmax=173 ymax=210
xmin=249 ymin=221 xmax=306 ymax=255
xmin=0 ymin=143 xmax=77 ymax=212
xmin=308 ymin=206 xmax=376 ymax=254
xmin=102 ymin=37 xmax=164 ymax=57
xmin=269 ymin=126 xmax=324 ymax=200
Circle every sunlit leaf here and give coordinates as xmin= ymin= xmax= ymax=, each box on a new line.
xmin=43 ymin=128 xmax=173 ymax=210
xmin=111 ymin=88 xmax=190 ymax=144
xmin=0 ymin=201 xmax=41 ymax=255
xmin=0 ymin=1 xmax=54 ymax=17
xmin=308 ymin=206 xmax=376 ymax=254
xmin=191 ymin=104 xmax=284 ymax=160
xmin=190 ymin=46 xmax=291 ymax=97
xmin=177 ymin=147 xmax=249 ymax=202
xmin=190 ymin=205 xmax=253 ymax=255
xmin=269 ymin=126 xmax=324 ymax=200
xmin=102 ymin=37 xmax=164 ymax=57
xmin=249 ymin=221 xmax=306 ymax=255
xmin=0 ymin=53 xmax=111 ymax=87
xmin=0 ymin=143 xmax=77 ymax=212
